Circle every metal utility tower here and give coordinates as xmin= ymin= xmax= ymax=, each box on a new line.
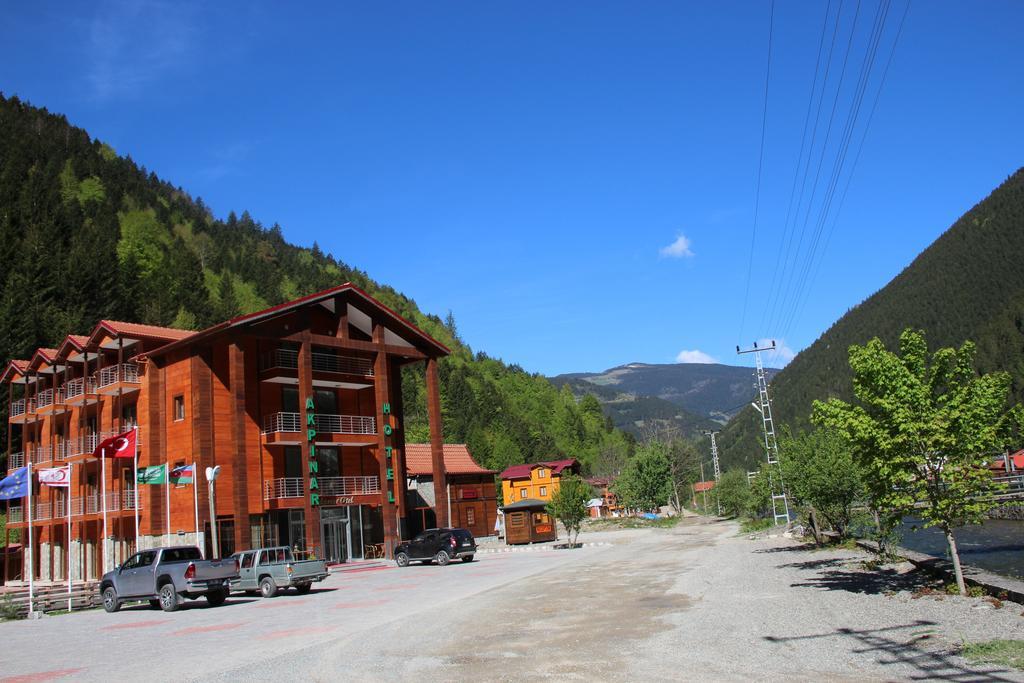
xmin=737 ymin=340 xmax=790 ymax=526
xmin=702 ymin=430 xmax=722 ymax=515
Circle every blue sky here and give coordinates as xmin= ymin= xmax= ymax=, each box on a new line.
xmin=3 ymin=1 xmax=1022 ymax=375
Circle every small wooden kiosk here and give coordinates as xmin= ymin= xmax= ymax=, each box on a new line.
xmin=503 ymin=499 xmax=557 ymax=545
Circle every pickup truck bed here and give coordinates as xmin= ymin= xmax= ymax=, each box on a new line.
xmin=100 ymin=546 xmax=240 ymax=613
xmin=232 ymin=547 xmax=328 ymax=598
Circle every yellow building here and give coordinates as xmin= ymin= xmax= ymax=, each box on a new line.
xmin=499 ymin=459 xmax=580 ymax=505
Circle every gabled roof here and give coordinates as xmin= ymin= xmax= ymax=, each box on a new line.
xmin=405 ymin=444 xmax=496 ymax=477
xmin=0 ymin=360 xmax=29 ymax=384
xmin=499 ymin=458 xmax=579 ymax=481
xmin=143 ymin=282 xmax=450 ymax=359
xmin=27 ymin=348 xmax=58 ymax=369
xmin=91 ymin=320 xmax=194 ymax=345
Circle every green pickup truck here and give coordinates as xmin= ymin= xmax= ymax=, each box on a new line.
xmin=230 ymin=546 xmax=329 ymax=598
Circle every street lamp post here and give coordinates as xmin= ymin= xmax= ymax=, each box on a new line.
xmin=205 ymin=466 xmax=221 ymax=558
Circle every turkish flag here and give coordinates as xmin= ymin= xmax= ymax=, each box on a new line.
xmin=93 ymin=429 xmax=137 ymax=459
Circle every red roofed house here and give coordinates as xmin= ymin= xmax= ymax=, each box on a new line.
xmin=405 ymin=443 xmax=497 ymax=539
xmin=499 ymin=459 xmax=580 ymax=507
xmin=692 ymin=480 xmax=715 ymax=509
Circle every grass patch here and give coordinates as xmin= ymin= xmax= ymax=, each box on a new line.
xmin=584 ymin=515 xmax=682 ymax=531
xmin=739 ymin=518 xmax=775 ymax=534
xmin=961 ymin=640 xmax=1024 ymax=670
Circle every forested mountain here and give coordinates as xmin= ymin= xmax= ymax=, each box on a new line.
xmin=551 ymin=362 xmax=779 ymax=425
xmin=720 ymin=168 xmax=1024 ymax=471
xmin=0 ymin=94 xmax=632 ymax=475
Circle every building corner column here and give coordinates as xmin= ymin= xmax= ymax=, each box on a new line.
xmin=426 ymin=357 xmax=448 ymax=528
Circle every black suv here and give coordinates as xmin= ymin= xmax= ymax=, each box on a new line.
xmin=395 ymin=528 xmax=476 ymax=567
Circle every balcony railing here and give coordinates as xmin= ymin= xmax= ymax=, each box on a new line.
xmin=8 ymin=506 xmax=22 ymax=523
xmin=260 ymin=348 xmax=374 ymax=376
xmin=71 ymin=434 xmax=100 ymax=457
xmin=10 ymin=398 xmax=35 ymax=418
xmin=262 ymin=412 xmax=376 ymax=436
xmin=35 ymin=388 xmax=65 ymax=411
xmin=97 ymin=363 xmax=140 ymax=389
xmin=63 ymin=377 xmax=97 ymax=402
xmin=7 ymin=451 xmax=24 ymax=471
xmin=32 ymin=445 xmax=52 ymax=463
xmin=264 ymin=475 xmax=380 ymax=500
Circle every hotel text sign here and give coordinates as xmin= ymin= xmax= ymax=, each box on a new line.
xmin=307 ymin=397 xmax=319 ymax=507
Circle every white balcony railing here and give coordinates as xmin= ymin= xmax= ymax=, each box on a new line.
xmin=10 ymin=398 xmax=35 ymax=418
xmin=97 ymin=363 xmax=140 ymax=389
xmin=54 ymin=441 xmax=70 ymax=461
xmin=7 ymin=451 xmax=24 ymax=471
xmin=260 ymin=348 xmax=374 ymax=376
xmin=263 ymin=475 xmax=380 ymax=500
xmin=35 ymin=388 xmax=65 ymax=410
xmin=321 ymin=475 xmax=380 ymax=496
xmin=8 ymin=506 xmax=22 ymax=523
xmin=262 ymin=412 xmax=376 ymax=436
xmin=71 ymin=434 xmax=100 ymax=457
xmin=264 ymin=477 xmax=304 ymax=500
xmin=63 ymin=376 xmax=97 ymax=401
xmin=32 ymin=445 xmax=52 ymax=463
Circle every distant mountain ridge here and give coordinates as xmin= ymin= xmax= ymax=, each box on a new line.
xmin=550 ymin=362 xmax=778 ymax=438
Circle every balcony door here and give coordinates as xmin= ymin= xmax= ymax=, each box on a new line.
xmin=314 ymin=389 xmax=337 ymax=414
xmin=281 ymin=386 xmax=299 ymax=413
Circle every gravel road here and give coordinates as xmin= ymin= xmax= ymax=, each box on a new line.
xmin=2 ymin=517 xmax=1022 ymax=682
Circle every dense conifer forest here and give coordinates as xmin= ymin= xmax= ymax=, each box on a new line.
xmin=720 ymin=168 xmax=1024 ymax=471
xmin=0 ymin=94 xmax=633 ymax=475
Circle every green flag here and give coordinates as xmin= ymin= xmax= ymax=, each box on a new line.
xmin=138 ymin=464 xmax=167 ymax=485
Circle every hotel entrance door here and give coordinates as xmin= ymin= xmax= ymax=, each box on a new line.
xmin=320 ymin=507 xmax=350 ymax=563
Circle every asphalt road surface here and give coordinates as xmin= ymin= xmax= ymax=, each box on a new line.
xmin=2 ymin=518 xmax=1023 ymax=682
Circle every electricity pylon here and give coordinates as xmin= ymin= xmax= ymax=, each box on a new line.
xmin=702 ymin=429 xmax=722 ymax=515
xmin=737 ymin=340 xmax=790 ymax=526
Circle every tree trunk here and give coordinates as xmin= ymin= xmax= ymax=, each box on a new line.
xmin=808 ymin=507 xmax=823 ymax=545
xmin=944 ymin=526 xmax=967 ymax=596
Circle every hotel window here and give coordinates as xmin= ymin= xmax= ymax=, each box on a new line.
xmin=538 ymin=469 xmax=546 ymax=478
xmin=173 ymin=395 xmax=185 ymax=421
xmin=539 ymin=486 xmax=547 ymax=497
xmin=519 ymin=488 xmax=527 ymax=499
xmin=465 ymin=508 xmax=475 ymax=526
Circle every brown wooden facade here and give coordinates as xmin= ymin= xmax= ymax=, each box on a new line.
xmin=502 ymin=499 xmax=557 ymax=545
xmin=405 ymin=443 xmax=498 ymax=539
xmin=1 ymin=284 xmax=450 ymax=582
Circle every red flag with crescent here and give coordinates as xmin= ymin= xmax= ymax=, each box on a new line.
xmin=93 ymin=429 xmax=137 ymax=459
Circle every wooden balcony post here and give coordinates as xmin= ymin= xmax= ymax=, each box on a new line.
xmin=228 ymin=341 xmax=250 ymax=552
xmin=426 ymin=357 xmax=448 ymax=528
xmin=372 ymin=323 xmax=398 ymax=558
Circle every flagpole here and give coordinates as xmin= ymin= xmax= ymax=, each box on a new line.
xmin=101 ymin=452 xmax=107 ymax=574
xmin=133 ymin=426 xmax=139 ymax=554
xmin=164 ymin=464 xmax=170 ymax=543
xmin=192 ymin=461 xmax=199 ymax=546
xmin=27 ymin=461 xmax=33 ymax=616
xmin=67 ymin=462 xmax=72 ymax=612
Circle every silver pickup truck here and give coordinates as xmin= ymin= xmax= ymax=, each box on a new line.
xmin=100 ymin=546 xmax=240 ymax=613
xmin=231 ymin=546 xmax=328 ymax=597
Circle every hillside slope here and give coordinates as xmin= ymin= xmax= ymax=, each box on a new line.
xmin=0 ymin=93 xmax=632 ymax=474
xmin=720 ymin=168 xmax=1024 ymax=471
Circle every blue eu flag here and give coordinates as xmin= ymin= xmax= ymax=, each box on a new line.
xmin=0 ymin=466 xmax=28 ymax=500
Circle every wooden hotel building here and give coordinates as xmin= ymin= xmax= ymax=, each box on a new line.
xmin=2 ymin=284 xmax=451 ymax=582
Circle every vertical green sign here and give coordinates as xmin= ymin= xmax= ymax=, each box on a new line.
xmin=306 ymin=396 xmax=319 ymax=507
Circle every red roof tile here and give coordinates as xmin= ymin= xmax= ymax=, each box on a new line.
xmin=405 ymin=444 xmax=495 ymax=476
xmin=0 ymin=360 xmax=29 ymax=383
xmin=693 ymin=481 xmax=716 ymax=492
xmin=97 ymin=320 xmax=195 ymax=342
xmin=499 ymin=458 xmax=579 ymax=481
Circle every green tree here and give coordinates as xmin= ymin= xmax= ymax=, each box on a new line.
xmin=813 ymin=329 xmax=1015 ymax=595
xmin=779 ymin=428 xmax=865 ymax=539
xmin=716 ymin=469 xmax=752 ymax=518
xmin=614 ymin=441 xmax=672 ymax=512
xmin=546 ymin=474 xmax=592 ymax=546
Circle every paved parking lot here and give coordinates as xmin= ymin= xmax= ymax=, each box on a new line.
xmin=0 ymin=545 xmax=594 ymax=682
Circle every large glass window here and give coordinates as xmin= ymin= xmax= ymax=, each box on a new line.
xmin=282 ymin=386 xmax=299 ymax=413
xmin=314 ymin=389 xmax=337 ymax=414
xmin=319 ymin=447 xmax=341 ymax=477
xmin=284 ymin=446 xmax=303 ymax=478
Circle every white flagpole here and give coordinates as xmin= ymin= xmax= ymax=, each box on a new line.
xmin=133 ymin=427 xmax=139 ymax=553
xmin=27 ymin=461 xmax=34 ymax=616
xmin=164 ymin=464 xmax=170 ymax=543
xmin=192 ymin=461 xmax=199 ymax=545
xmin=101 ymin=453 xmax=107 ymax=574
xmin=67 ymin=462 xmax=72 ymax=612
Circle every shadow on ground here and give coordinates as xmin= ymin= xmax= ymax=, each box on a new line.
xmin=753 ymin=543 xmax=819 ymax=554
xmin=791 ymin=565 xmax=938 ymax=595
xmin=764 ymin=621 xmax=1017 ymax=682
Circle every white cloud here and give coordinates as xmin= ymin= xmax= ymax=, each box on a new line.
xmin=659 ymin=234 xmax=694 ymax=258
xmin=86 ymin=0 xmax=200 ymax=101
xmin=675 ymin=349 xmax=717 ymax=364
xmin=758 ymin=338 xmax=797 ymax=367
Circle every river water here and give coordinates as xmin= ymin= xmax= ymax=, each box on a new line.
xmin=897 ymin=518 xmax=1024 ymax=581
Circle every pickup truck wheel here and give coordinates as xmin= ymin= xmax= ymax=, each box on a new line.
xmin=148 ymin=599 xmax=161 ymax=609
xmin=102 ymin=586 xmax=121 ymax=613
xmin=295 ymin=583 xmax=312 ymax=594
xmin=395 ymin=552 xmax=410 ymax=568
xmin=158 ymin=583 xmax=180 ymax=612
xmin=461 ymin=555 xmax=474 ymax=563
xmin=206 ymin=588 xmax=228 ymax=606
xmin=435 ymin=549 xmax=451 ymax=566
xmin=259 ymin=576 xmax=277 ymax=598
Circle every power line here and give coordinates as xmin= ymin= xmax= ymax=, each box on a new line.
xmin=737 ymin=0 xmax=776 ymax=345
